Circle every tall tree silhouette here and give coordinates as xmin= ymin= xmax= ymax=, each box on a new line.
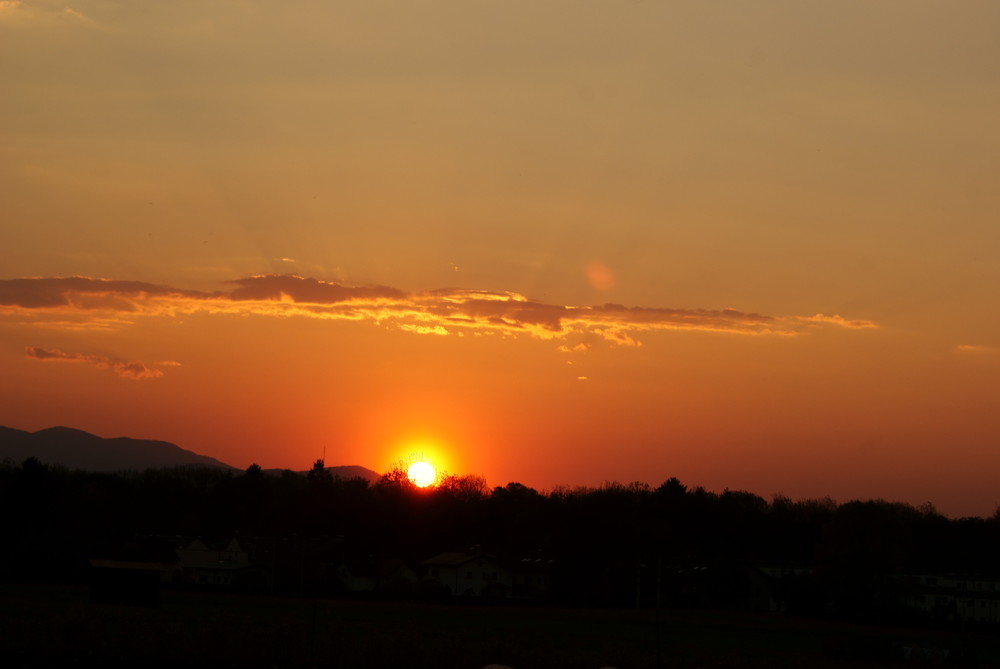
xmin=307 ymin=459 xmax=333 ymax=486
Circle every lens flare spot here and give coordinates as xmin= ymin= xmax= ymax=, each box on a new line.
xmin=586 ymin=261 xmax=616 ymax=291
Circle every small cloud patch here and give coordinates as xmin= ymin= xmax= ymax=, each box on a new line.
xmin=25 ymin=346 xmax=167 ymax=380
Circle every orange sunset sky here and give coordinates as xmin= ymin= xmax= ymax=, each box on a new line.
xmin=2 ymin=1 xmax=998 ymax=517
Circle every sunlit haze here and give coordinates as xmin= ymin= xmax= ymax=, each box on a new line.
xmin=2 ymin=1 xmax=999 ymax=517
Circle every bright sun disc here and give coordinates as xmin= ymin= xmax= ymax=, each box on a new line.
xmin=407 ymin=461 xmax=436 ymax=488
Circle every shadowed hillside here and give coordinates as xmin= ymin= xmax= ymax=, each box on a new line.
xmin=0 ymin=426 xmax=237 ymax=472
xmin=0 ymin=426 xmax=381 ymax=483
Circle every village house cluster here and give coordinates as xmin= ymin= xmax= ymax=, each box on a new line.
xmin=88 ymin=534 xmax=1000 ymax=627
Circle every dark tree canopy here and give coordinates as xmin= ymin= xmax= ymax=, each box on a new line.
xmin=2 ymin=457 xmax=998 ymax=621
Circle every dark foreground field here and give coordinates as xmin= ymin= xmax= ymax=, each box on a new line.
xmin=1 ymin=584 xmax=997 ymax=668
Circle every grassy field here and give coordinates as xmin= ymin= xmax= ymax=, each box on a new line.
xmin=1 ymin=583 xmax=997 ymax=668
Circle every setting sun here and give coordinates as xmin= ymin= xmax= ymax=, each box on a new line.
xmin=407 ymin=461 xmax=437 ymax=488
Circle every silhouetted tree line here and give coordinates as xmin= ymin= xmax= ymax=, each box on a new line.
xmin=3 ymin=456 xmax=999 ymax=624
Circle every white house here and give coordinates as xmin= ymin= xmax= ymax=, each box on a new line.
xmin=175 ymin=537 xmax=256 ymax=587
xmin=900 ymin=573 xmax=1000 ymax=624
xmin=422 ymin=552 xmax=513 ymax=597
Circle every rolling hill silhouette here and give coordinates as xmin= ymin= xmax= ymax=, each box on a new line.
xmin=0 ymin=426 xmax=381 ymax=482
xmin=0 ymin=426 xmax=237 ymax=472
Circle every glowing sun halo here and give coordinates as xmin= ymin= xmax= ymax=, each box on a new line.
xmin=407 ymin=461 xmax=436 ymax=488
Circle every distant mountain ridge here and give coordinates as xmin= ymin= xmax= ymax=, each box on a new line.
xmin=0 ymin=426 xmax=238 ymax=472
xmin=0 ymin=426 xmax=381 ymax=482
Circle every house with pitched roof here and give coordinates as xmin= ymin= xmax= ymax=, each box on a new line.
xmin=421 ymin=552 xmax=512 ymax=597
xmin=174 ymin=536 xmax=264 ymax=588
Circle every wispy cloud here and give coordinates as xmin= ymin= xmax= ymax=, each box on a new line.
xmin=1 ymin=275 xmax=877 ymax=346
xmin=0 ymin=1 xmax=98 ymax=28
xmin=794 ymin=313 xmax=879 ymax=330
xmin=24 ymin=346 xmax=168 ymax=380
xmin=956 ymin=344 xmax=999 ymax=355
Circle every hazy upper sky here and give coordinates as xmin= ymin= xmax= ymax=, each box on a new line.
xmin=2 ymin=0 xmax=998 ymax=516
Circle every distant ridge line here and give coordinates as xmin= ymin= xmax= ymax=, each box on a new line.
xmin=0 ymin=426 xmax=381 ymax=482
